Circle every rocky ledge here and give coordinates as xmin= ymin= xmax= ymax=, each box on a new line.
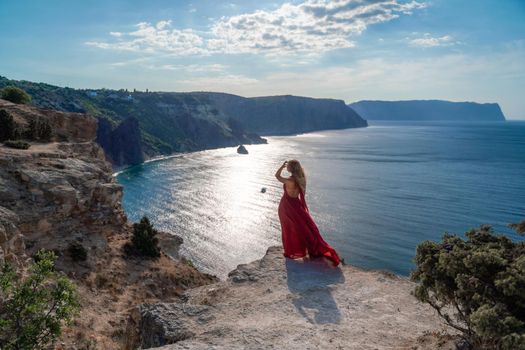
xmin=132 ymin=246 xmax=453 ymax=350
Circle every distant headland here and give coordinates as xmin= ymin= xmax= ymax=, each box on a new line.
xmin=349 ymin=100 xmax=506 ymax=121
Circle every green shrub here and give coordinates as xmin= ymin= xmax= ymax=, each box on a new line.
xmin=1 ymin=86 xmax=31 ymax=104
xmin=0 ymin=250 xmax=80 ymax=349
xmin=67 ymin=242 xmax=88 ymax=262
xmin=411 ymin=222 xmax=525 ymax=349
xmin=3 ymin=140 xmax=30 ymax=149
xmin=25 ymin=117 xmax=52 ymax=141
xmin=0 ymin=110 xmax=16 ymax=142
xmin=126 ymin=216 xmax=161 ymax=258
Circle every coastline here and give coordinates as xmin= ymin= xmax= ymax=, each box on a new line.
xmin=112 ymin=124 xmax=370 ymax=176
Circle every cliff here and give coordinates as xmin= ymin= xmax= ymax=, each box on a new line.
xmin=96 ymin=117 xmax=145 ymax=166
xmin=204 ymin=92 xmax=368 ymax=135
xmin=0 ymin=76 xmax=267 ymax=166
xmin=0 ymin=76 xmax=368 ymax=167
xmin=129 ymin=246 xmax=454 ymax=350
xmin=349 ymin=100 xmax=506 ymax=121
xmin=0 ymin=99 xmax=216 ymax=348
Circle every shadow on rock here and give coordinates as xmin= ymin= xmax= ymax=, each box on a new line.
xmin=285 ymin=257 xmax=345 ymax=325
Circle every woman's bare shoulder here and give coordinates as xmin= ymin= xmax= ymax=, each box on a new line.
xmin=283 ymin=177 xmax=294 ymax=183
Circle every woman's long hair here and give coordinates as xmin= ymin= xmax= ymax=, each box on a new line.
xmin=287 ymin=159 xmax=306 ymax=192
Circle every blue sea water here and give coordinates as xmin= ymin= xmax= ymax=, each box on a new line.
xmin=116 ymin=121 xmax=525 ymax=278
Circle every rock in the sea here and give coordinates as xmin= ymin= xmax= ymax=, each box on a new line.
xmin=236 ymin=145 xmax=248 ymax=154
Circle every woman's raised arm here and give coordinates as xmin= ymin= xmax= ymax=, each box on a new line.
xmin=275 ymin=161 xmax=289 ymax=184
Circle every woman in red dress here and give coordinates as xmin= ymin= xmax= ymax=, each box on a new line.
xmin=275 ymin=160 xmax=341 ymax=267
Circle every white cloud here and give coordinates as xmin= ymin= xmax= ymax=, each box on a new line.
xmin=176 ymin=74 xmax=260 ymax=91
xmin=409 ymin=33 xmax=456 ymax=48
xmin=86 ymin=0 xmax=426 ymax=56
xmin=86 ymin=21 xmax=207 ymax=55
xmin=150 ymin=63 xmax=228 ymax=72
xmin=156 ymin=20 xmax=172 ymax=30
xmin=144 ymin=45 xmax=521 ymax=117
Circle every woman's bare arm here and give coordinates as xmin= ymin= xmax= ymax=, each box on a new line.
xmin=275 ymin=161 xmax=290 ymax=184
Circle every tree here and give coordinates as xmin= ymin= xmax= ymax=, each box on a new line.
xmin=126 ymin=216 xmax=161 ymax=258
xmin=1 ymin=86 xmax=31 ymax=104
xmin=411 ymin=222 xmax=525 ymax=349
xmin=0 ymin=250 xmax=80 ymax=349
xmin=0 ymin=109 xmax=15 ymax=142
xmin=25 ymin=118 xmax=52 ymax=141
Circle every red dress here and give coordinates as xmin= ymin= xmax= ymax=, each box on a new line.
xmin=278 ymin=182 xmax=341 ymax=266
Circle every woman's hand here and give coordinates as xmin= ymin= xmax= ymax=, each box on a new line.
xmin=275 ymin=160 xmax=289 ymax=183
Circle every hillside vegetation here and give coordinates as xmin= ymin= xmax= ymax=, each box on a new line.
xmin=0 ymin=76 xmax=368 ymax=166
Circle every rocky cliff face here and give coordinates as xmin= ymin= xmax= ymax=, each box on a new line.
xmin=349 ymin=100 xmax=506 ymax=121
xmin=130 ymin=246 xmax=453 ymax=350
xmin=96 ymin=117 xmax=145 ymax=167
xmin=0 ymin=99 xmax=216 ymax=348
xmin=205 ymin=93 xmax=368 ymax=135
xmin=0 ymin=100 xmax=124 ymax=245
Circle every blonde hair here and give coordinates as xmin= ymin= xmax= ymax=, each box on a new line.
xmin=287 ymin=159 xmax=306 ymax=192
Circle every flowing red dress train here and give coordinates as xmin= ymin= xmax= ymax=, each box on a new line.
xmin=278 ymin=183 xmax=341 ymax=266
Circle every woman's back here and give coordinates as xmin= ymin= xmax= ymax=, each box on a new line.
xmin=284 ymin=179 xmax=301 ymax=198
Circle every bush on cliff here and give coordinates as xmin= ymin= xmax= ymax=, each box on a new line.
xmin=3 ymin=140 xmax=30 ymax=149
xmin=125 ymin=216 xmax=161 ymax=258
xmin=67 ymin=242 xmax=88 ymax=262
xmin=0 ymin=250 xmax=80 ymax=349
xmin=411 ymin=222 xmax=525 ymax=349
xmin=1 ymin=86 xmax=31 ymax=104
xmin=25 ymin=117 xmax=52 ymax=142
xmin=0 ymin=110 xmax=17 ymax=142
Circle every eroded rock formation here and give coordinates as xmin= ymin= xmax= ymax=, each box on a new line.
xmin=0 ymin=99 xmax=216 ymax=348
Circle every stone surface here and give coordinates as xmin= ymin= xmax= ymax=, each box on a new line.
xmin=0 ymin=141 xmax=125 ymax=245
xmin=0 ymin=206 xmax=27 ymax=266
xmin=135 ymin=246 xmax=453 ymax=350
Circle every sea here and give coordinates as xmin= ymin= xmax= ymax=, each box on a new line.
xmin=116 ymin=121 xmax=525 ymax=278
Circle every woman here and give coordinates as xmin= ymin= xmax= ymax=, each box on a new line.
xmin=275 ymin=160 xmax=341 ymax=267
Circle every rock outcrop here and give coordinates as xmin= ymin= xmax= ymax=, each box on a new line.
xmin=236 ymin=145 xmax=248 ymax=154
xmin=96 ymin=117 xmax=145 ymax=166
xmin=349 ymin=100 xmax=506 ymax=121
xmin=131 ymin=246 xmax=453 ymax=350
xmin=0 ymin=99 xmax=124 ymax=246
xmin=0 ymin=206 xmax=26 ymax=267
xmin=0 ymin=98 xmax=96 ymax=142
xmin=0 ymin=99 xmax=217 ymax=348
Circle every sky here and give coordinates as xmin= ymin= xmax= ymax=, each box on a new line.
xmin=0 ymin=0 xmax=524 ymax=119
